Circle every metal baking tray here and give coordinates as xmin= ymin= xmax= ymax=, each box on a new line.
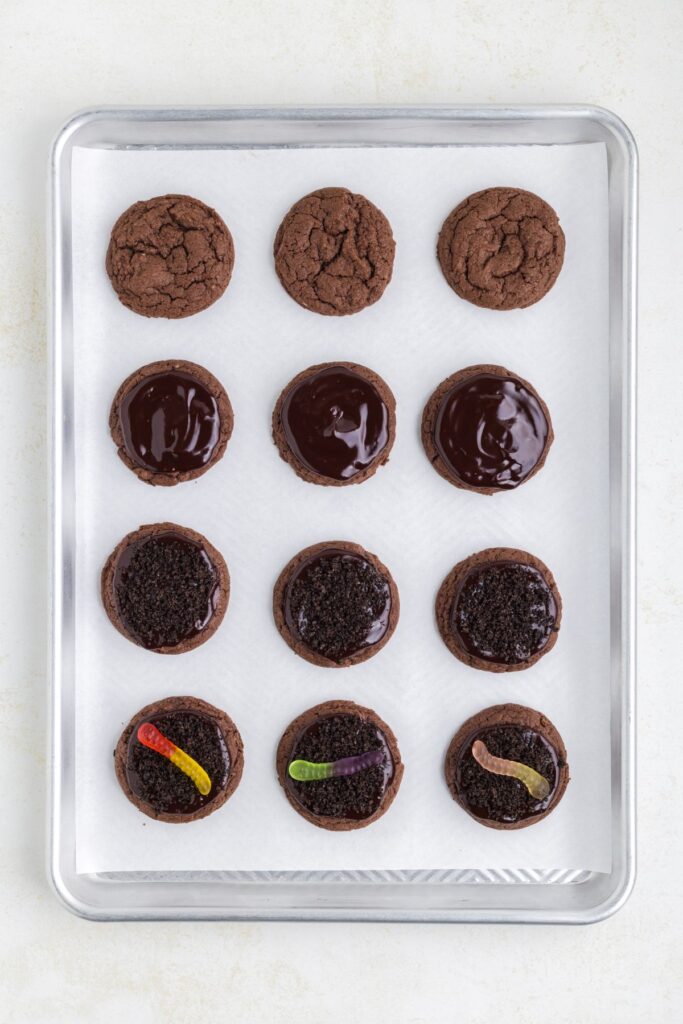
xmin=48 ymin=105 xmax=636 ymax=923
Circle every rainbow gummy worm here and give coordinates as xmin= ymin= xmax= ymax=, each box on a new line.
xmin=288 ymin=749 xmax=385 ymax=782
xmin=471 ymin=739 xmax=550 ymax=801
xmin=137 ymin=722 xmax=212 ymax=797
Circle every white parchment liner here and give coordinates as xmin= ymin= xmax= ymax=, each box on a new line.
xmin=71 ymin=143 xmax=610 ymax=873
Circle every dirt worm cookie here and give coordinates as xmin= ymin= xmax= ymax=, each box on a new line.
xmin=445 ymin=703 xmax=569 ymax=830
xmin=277 ymin=700 xmax=404 ymax=831
xmin=115 ymin=696 xmax=244 ymax=823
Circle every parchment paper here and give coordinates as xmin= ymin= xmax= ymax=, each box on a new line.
xmin=71 ymin=142 xmax=610 ymax=873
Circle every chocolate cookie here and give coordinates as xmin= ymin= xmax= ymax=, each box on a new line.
xmin=437 ymin=187 xmax=565 ymax=310
xmin=115 ymin=696 xmax=244 ymax=823
xmin=276 ymin=700 xmax=403 ymax=831
xmin=273 ymin=541 xmax=399 ymax=668
xmin=102 ymin=522 xmax=229 ymax=654
xmin=421 ymin=364 xmax=553 ymax=493
xmin=272 ymin=362 xmax=396 ymax=486
xmin=436 ymin=548 xmax=561 ymax=672
xmin=445 ymin=703 xmax=569 ymax=830
xmin=110 ymin=360 xmax=234 ymax=486
xmin=106 ymin=194 xmax=234 ymax=318
xmin=273 ymin=187 xmax=395 ymax=315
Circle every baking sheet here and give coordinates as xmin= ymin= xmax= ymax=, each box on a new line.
xmin=71 ymin=142 xmax=611 ymax=874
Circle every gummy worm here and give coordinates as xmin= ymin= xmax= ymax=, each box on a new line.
xmin=288 ymin=749 xmax=385 ymax=782
xmin=471 ymin=739 xmax=550 ymax=801
xmin=137 ymin=722 xmax=212 ymax=797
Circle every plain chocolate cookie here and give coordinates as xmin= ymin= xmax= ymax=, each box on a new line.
xmin=445 ymin=703 xmax=569 ymax=830
xmin=437 ymin=187 xmax=565 ymax=310
xmin=106 ymin=194 xmax=234 ymax=318
xmin=110 ymin=359 xmax=234 ymax=486
xmin=273 ymin=187 xmax=395 ymax=315
xmin=102 ymin=522 xmax=230 ymax=654
xmin=272 ymin=361 xmax=396 ymax=486
xmin=115 ymin=695 xmax=244 ymax=823
xmin=421 ymin=364 xmax=554 ymax=493
xmin=273 ymin=540 xmax=400 ymax=668
xmin=276 ymin=700 xmax=404 ymax=831
xmin=436 ymin=547 xmax=561 ymax=672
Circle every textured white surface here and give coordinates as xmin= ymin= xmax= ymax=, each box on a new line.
xmin=0 ymin=0 xmax=681 ymax=1021
xmin=71 ymin=143 xmax=609 ymax=874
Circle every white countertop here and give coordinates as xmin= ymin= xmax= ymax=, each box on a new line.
xmin=1 ymin=1 xmax=681 ymax=1021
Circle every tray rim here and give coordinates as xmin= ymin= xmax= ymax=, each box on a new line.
xmin=48 ymin=103 xmax=637 ymax=924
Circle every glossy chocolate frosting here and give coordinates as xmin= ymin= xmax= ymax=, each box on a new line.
xmin=119 ymin=369 xmax=221 ymax=475
xmin=451 ymin=560 xmax=557 ymax=665
xmin=454 ymin=724 xmax=560 ymax=824
xmin=126 ymin=710 xmax=230 ymax=815
xmin=284 ymin=548 xmax=392 ymax=662
xmin=285 ymin=713 xmax=394 ymax=820
xmin=281 ymin=365 xmax=389 ymax=480
xmin=435 ymin=373 xmax=548 ymax=489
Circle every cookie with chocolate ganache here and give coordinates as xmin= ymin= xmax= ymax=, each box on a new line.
xmin=445 ymin=704 xmax=569 ymax=830
xmin=274 ymin=187 xmax=395 ymax=315
xmin=110 ymin=360 xmax=233 ymax=486
xmin=106 ymin=194 xmax=234 ymax=318
xmin=436 ymin=548 xmax=561 ymax=672
xmin=437 ymin=187 xmax=565 ymax=310
xmin=115 ymin=696 xmax=244 ymax=823
xmin=102 ymin=523 xmax=229 ymax=654
xmin=421 ymin=364 xmax=553 ymax=493
xmin=273 ymin=541 xmax=399 ymax=667
xmin=277 ymin=700 xmax=403 ymax=831
xmin=272 ymin=362 xmax=396 ymax=486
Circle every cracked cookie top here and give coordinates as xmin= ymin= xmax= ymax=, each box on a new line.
xmin=437 ymin=187 xmax=565 ymax=310
xmin=273 ymin=187 xmax=395 ymax=316
xmin=106 ymin=194 xmax=234 ymax=319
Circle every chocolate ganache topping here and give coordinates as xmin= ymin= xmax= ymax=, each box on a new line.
xmin=435 ymin=372 xmax=549 ymax=489
xmin=281 ymin=365 xmax=389 ymax=481
xmin=119 ymin=369 xmax=221 ymax=475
